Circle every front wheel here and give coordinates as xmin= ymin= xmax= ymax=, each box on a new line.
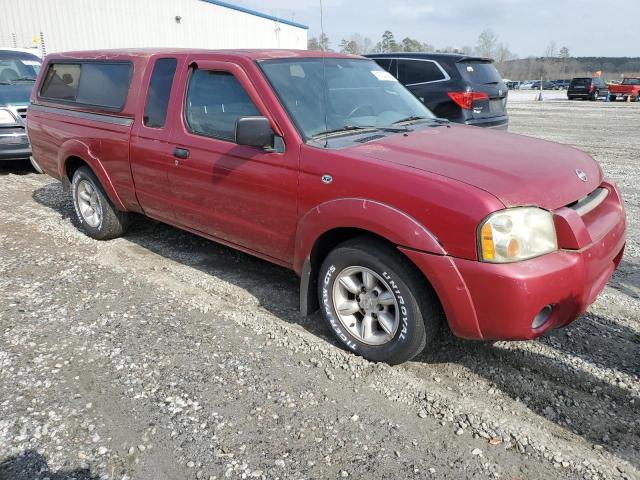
xmin=590 ymin=90 xmax=599 ymax=101
xmin=71 ymin=166 xmax=130 ymax=240
xmin=318 ymin=237 xmax=442 ymax=365
xmin=609 ymin=95 xmax=617 ymax=102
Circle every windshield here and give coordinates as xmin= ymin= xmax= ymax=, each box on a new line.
xmin=259 ymin=58 xmax=434 ymax=140
xmin=456 ymin=61 xmax=502 ymax=85
xmin=0 ymin=51 xmax=41 ymax=84
xmin=622 ymin=78 xmax=640 ymax=85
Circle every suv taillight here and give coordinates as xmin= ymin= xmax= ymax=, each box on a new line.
xmin=447 ymin=91 xmax=489 ymax=110
xmin=589 ymin=83 xmax=595 ymax=92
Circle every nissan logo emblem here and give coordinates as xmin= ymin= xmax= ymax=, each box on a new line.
xmin=575 ymin=169 xmax=588 ymax=182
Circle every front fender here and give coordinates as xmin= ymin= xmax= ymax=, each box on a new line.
xmin=294 ymin=198 xmax=446 ymax=275
xmin=57 ymin=139 xmax=126 ymax=211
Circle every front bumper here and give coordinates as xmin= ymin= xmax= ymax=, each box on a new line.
xmin=0 ymin=128 xmax=31 ymax=160
xmin=400 ymin=182 xmax=626 ymax=340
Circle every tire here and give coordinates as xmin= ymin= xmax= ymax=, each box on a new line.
xmin=29 ymin=156 xmax=45 ymax=174
xmin=317 ymin=237 xmax=442 ymax=365
xmin=590 ymin=90 xmax=599 ymax=101
xmin=71 ymin=166 xmax=130 ymax=240
xmin=609 ymin=95 xmax=617 ymax=102
xmin=568 ymin=96 xmax=575 ymax=100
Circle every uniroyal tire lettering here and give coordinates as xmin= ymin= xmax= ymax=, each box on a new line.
xmin=323 ymin=265 xmax=357 ymax=350
xmin=383 ymin=271 xmax=409 ymax=341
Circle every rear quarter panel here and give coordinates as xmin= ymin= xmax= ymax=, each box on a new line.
xmin=28 ymin=52 xmax=149 ymax=212
xmin=27 ymin=108 xmax=136 ymax=211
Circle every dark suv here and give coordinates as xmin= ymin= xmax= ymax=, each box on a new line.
xmin=567 ymin=77 xmax=608 ymax=101
xmin=366 ymin=53 xmax=508 ymax=130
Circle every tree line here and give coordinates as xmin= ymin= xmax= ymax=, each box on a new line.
xmin=308 ymin=29 xmax=640 ymax=80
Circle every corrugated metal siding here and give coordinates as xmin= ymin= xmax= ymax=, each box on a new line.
xmin=0 ymin=0 xmax=307 ymax=54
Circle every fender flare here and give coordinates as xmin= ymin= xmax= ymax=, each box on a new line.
xmin=57 ymin=139 xmax=127 ymax=211
xmin=295 ymin=198 xmax=446 ymax=314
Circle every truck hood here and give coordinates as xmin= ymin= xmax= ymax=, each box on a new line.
xmin=348 ymin=124 xmax=601 ymax=210
xmin=0 ymin=83 xmax=33 ymax=106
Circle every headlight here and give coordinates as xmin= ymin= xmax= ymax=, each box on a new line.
xmin=478 ymin=207 xmax=557 ymax=263
xmin=0 ymin=109 xmax=18 ymax=126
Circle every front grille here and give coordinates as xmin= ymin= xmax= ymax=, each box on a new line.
xmin=16 ymin=107 xmax=28 ymax=120
xmin=567 ymin=188 xmax=608 ymax=216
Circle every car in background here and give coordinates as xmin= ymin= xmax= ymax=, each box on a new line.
xmin=506 ymin=81 xmax=521 ymax=90
xmin=553 ymin=80 xmax=571 ymax=90
xmin=519 ymin=81 xmax=535 ymax=90
xmin=0 ymin=48 xmax=42 ymax=171
xmin=567 ymin=77 xmax=609 ymax=101
xmin=366 ymin=53 xmax=509 ymax=130
xmin=608 ymin=77 xmax=640 ymax=102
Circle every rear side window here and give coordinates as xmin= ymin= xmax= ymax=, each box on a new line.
xmin=456 ymin=61 xmax=502 ymax=85
xmin=373 ymin=58 xmax=392 ymax=72
xmin=185 ymin=69 xmax=260 ymax=142
xmin=40 ymin=64 xmax=81 ymax=101
xmin=398 ymin=59 xmax=445 ymax=84
xmin=39 ymin=61 xmax=132 ymax=110
xmin=144 ymin=58 xmax=177 ymax=128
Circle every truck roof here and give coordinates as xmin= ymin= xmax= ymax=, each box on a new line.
xmin=44 ymin=48 xmax=361 ymax=62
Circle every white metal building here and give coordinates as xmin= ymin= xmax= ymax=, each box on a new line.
xmin=0 ymin=0 xmax=308 ymax=55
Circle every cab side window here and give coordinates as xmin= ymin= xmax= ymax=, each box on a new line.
xmin=398 ymin=59 xmax=445 ymax=85
xmin=144 ymin=58 xmax=177 ymax=128
xmin=185 ymin=70 xmax=260 ymax=142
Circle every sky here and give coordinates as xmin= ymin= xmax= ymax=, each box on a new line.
xmin=234 ymin=0 xmax=638 ymax=57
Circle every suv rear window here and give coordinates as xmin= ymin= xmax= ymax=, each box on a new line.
xmin=397 ymin=59 xmax=445 ymax=84
xmin=40 ymin=61 xmax=132 ymax=111
xmin=570 ymin=78 xmax=591 ymax=86
xmin=456 ymin=61 xmax=502 ymax=85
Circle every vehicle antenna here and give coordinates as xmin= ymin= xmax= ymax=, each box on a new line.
xmin=319 ymin=0 xmax=329 ymax=148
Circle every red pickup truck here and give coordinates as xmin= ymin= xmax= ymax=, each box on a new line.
xmin=27 ymin=49 xmax=626 ymax=364
xmin=609 ymin=77 xmax=640 ymax=101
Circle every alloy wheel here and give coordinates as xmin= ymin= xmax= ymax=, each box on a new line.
xmin=332 ymin=266 xmax=400 ymax=345
xmin=76 ymin=179 xmax=103 ymax=228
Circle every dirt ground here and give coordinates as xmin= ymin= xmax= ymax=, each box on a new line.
xmin=1 ymin=98 xmax=638 ymax=480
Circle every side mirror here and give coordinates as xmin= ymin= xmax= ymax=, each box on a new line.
xmin=235 ymin=116 xmax=274 ymax=149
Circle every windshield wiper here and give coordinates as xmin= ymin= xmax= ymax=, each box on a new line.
xmin=392 ymin=115 xmax=429 ymax=125
xmin=10 ymin=77 xmax=37 ymax=83
xmin=312 ymin=125 xmax=376 ymax=139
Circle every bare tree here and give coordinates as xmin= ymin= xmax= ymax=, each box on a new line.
xmin=476 ymin=29 xmax=498 ymax=58
xmin=544 ymin=41 xmax=557 ymax=59
xmin=339 ymin=38 xmax=361 ymax=55
xmin=559 ymin=46 xmax=570 ymax=76
xmin=307 ymin=37 xmax=320 ymax=51
xmin=318 ymin=33 xmax=331 ymax=52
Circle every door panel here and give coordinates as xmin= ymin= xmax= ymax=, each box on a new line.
xmin=167 ymin=60 xmax=298 ymax=263
xmin=130 ymin=57 xmax=182 ymax=222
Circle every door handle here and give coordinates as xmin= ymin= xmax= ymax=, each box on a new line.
xmin=173 ymin=147 xmax=190 ymax=159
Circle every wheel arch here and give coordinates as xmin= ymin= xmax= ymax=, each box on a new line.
xmin=296 ymin=199 xmax=446 ymax=315
xmin=58 ymin=140 xmax=126 ymax=211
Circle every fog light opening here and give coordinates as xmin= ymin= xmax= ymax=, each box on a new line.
xmin=532 ymin=305 xmax=553 ymax=330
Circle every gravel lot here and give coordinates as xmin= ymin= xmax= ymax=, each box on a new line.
xmin=1 ymin=98 xmax=638 ymax=480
